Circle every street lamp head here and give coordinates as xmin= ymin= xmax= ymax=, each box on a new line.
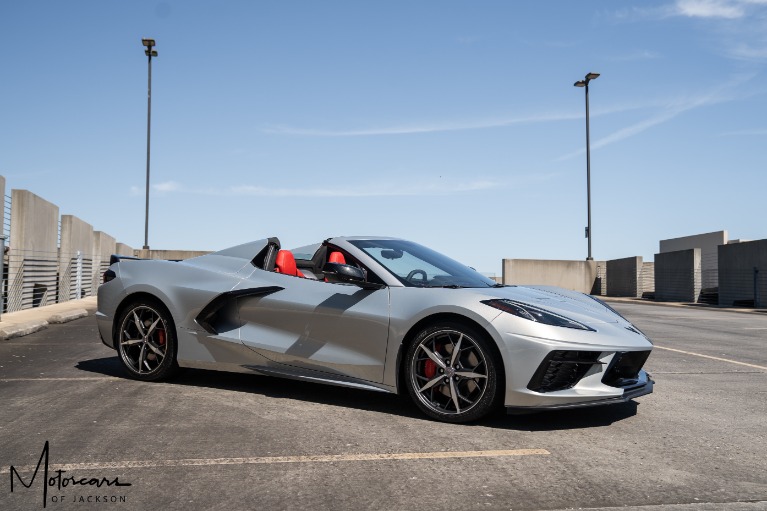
xmin=586 ymin=72 xmax=600 ymax=81
xmin=142 ymin=38 xmax=156 ymax=48
xmin=574 ymin=80 xmax=586 ymax=87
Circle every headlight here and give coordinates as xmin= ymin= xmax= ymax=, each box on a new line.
xmin=481 ymin=299 xmax=595 ymax=331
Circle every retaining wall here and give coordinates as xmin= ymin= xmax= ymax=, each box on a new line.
xmin=58 ymin=215 xmax=95 ymax=301
xmin=135 ymin=249 xmax=211 ymax=260
xmin=502 ymin=259 xmax=606 ymax=294
xmin=606 ymin=256 xmax=643 ymax=297
xmin=718 ymin=239 xmax=767 ymax=308
xmin=655 ymin=248 xmax=701 ymax=302
xmin=641 ymin=262 xmax=655 ymax=296
xmin=7 ymin=190 xmax=60 ymax=311
xmin=660 ymin=231 xmax=726 ymax=290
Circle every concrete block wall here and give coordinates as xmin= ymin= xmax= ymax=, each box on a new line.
xmin=718 ymin=239 xmax=767 ymax=307
xmin=0 ymin=174 xmax=150 ymax=314
xmin=92 ymin=232 xmax=116 ymax=292
xmin=7 ymin=190 xmax=60 ymax=311
xmin=134 ymin=249 xmax=211 ymax=260
xmin=606 ymin=256 xmax=643 ymax=297
xmin=655 ymin=248 xmax=701 ymax=302
xmin=115 ymin=243 xmax=135 ymax=256
xmin=502 ymin=259 xmax=605 ymax=295
xmin=641 ymin=262 xmax=655 ymax=296
xmin=0 ymin=176 xmax=5 ymax=235
xmin=660 ymin=231 xmax=726 ymax=290
xmin=58 ymin=215 xmax=95 ymax=301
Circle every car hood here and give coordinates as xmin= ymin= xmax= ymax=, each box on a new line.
xmin=471 ymin=285 xmax=623 ymax=326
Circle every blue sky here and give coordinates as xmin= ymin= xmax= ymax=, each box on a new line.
xmin=1 ymin=1 xmax=766 ymax=275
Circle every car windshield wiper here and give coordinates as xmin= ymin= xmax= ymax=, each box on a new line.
xmin=429 ymin=284 xmax=465 ymax=289
xmin=491 ymin=283 xmax=505 ymax=287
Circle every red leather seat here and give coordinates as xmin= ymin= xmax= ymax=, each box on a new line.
xmin=328 ymin=251 xmax=346 ymax=265
xmin=274 ymin=250 xmax=304 ymax=278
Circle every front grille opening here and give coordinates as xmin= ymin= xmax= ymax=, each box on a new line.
xmin=602 ymin=350 xmax=651 ymax=388
xmin=527 ymin=351 xmax=602 ymax=393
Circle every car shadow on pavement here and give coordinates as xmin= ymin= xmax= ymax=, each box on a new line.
xmin=481 ymin=401 xmax=639 ymax=431
xmin=76 ymin=356 xmax=639 ymax=430
xmin=76 ymin=355 xmax=126 ymax=377
xmin=75 ymin=356 xmax=424 ymax=420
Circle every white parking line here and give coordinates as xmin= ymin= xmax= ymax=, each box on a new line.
xmin=1 ymin=449 xmax=550 ymax=474
xmin=0 ymin=377 xmax=120 ymax=382
xmin=654 ymin=345 xmax=767 ymax=371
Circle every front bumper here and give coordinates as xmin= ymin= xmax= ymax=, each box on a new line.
xmin=506 ymin=370 xmax=654 ymax=414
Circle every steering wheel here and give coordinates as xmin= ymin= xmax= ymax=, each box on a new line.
xmin=406 ymin=269 xmax=428 ymax=285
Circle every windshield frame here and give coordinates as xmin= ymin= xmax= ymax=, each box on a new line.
xmin=348 ymin=239 xmax=496 ymax=289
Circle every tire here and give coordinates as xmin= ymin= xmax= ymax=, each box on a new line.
xmin=115 ymin=298 xmax=179 ymax=381
xmin=405 ymin=321 xmax=501 ymax=423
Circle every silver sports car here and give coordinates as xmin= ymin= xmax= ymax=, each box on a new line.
xmin=97 ymin=236 xmax=653 ymax=423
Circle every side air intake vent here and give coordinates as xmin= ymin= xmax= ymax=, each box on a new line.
xmin=602 ymin=351 xmax=651 ymax=388
xmin=527 ymin=351 xmax=603 ymax=393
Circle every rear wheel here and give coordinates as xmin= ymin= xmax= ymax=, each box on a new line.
xmin=405 ymin=322 xmax=501 ymax=423
xmin=116 ymin=299 xmax=179 ymax=381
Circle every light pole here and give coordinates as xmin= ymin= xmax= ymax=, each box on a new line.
xmin=574 ymin=72 xmax=599 ymax=261
xmin=142 ymin=38 xmax=157 ymax=250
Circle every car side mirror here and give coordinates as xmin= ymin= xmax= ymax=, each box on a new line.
xmin=322 ymin=263 xmax=383 ymax=290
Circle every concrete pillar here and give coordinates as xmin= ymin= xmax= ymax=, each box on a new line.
xmin=654 ymin=248 xmax=702 ymax=302
xmin=58 ymin=215 xmax=94 ymax=301
xmin=641 ymin=262 xmax=655 ymax=297
xmin=718 ymin=239 xmax=767 ymax=307
xmin=115 ymin=242 xmax=135 ymax=256
xmin=606 ymin=256 xmax=643 ymax=298
xmin=7 ymin=190 xmax=60 ymax=311
xmin=0 ymin=176 xmax=5 ymax=235
xmin=92 ymin=232 xmax=116 ymax=294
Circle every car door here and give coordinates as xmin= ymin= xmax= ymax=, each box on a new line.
xmin=236 ymin=275 xmax=390 ymax=384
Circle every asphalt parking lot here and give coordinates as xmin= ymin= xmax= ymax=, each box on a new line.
xmin=1 ymin=302 xmax=765 ymax=510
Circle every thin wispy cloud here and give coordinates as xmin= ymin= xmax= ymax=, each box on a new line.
xmin=262 ymin=103 xmax=660 ymax=138
xmin=556 ymin=76 xmax=754 ymax=161
xmin=614 ymin=0 xmax=763 ymax=20
xmin=129 ymin=181 xmax=182 ymax=196
xmin=613 ymin=0 xmax=767 ymax=60
xmin=154 ymin=181 xmax=181 ymax=192
xmin=263 ymin=113 xmax=579 ymax=137
xmin=229 ymin=180 xmax=497 ymax=197
xmin=605 ymin=50 xmax=661 ymax=62
xmin=675 ymin=0 xmax=746 ymax=19
xmin=129 ymin=179 xmax=503 ymax=198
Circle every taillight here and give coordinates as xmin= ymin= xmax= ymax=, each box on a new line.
xmin=103 ymin=269 xmax=116 ymax=283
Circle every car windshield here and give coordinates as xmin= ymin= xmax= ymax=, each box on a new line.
xmin=349 ymin=239 xmax=497 ymax=288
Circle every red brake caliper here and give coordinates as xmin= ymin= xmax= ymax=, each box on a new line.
xmin=423 ymin=344 xmax=440 ymax=379
xmin=424 ymin=359 xmax=436 ymax=379
xmin=157 ymin=330 xmax=166 ymax=346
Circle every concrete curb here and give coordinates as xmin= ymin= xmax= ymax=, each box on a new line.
xmin=0 ymin=320 xmax=49 ymax=341
xmin=49 ymin=309 xmax=89 ymax=324
xmin=600 ymin=296 xmax=766 ymax=314
xmin=0 ymin=296 xmax=97 ymax=342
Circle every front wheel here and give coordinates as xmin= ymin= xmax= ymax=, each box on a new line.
xmin=116 ymin=299 xmax=179 ymax=381
xmin=405 ymin=322 xmax=501 ymax=423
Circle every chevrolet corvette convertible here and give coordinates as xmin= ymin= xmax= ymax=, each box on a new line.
xmin=97 ymin=236 xmax=653 ymax=423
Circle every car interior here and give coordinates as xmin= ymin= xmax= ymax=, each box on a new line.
xmin=251 ymin=238 xmax=384 ymax=285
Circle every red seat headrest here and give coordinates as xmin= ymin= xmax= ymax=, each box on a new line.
xmin=328 ymin=251 xmax=346 ymax=265
xmin=275 ymin=250 xmax=304 ymax=278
